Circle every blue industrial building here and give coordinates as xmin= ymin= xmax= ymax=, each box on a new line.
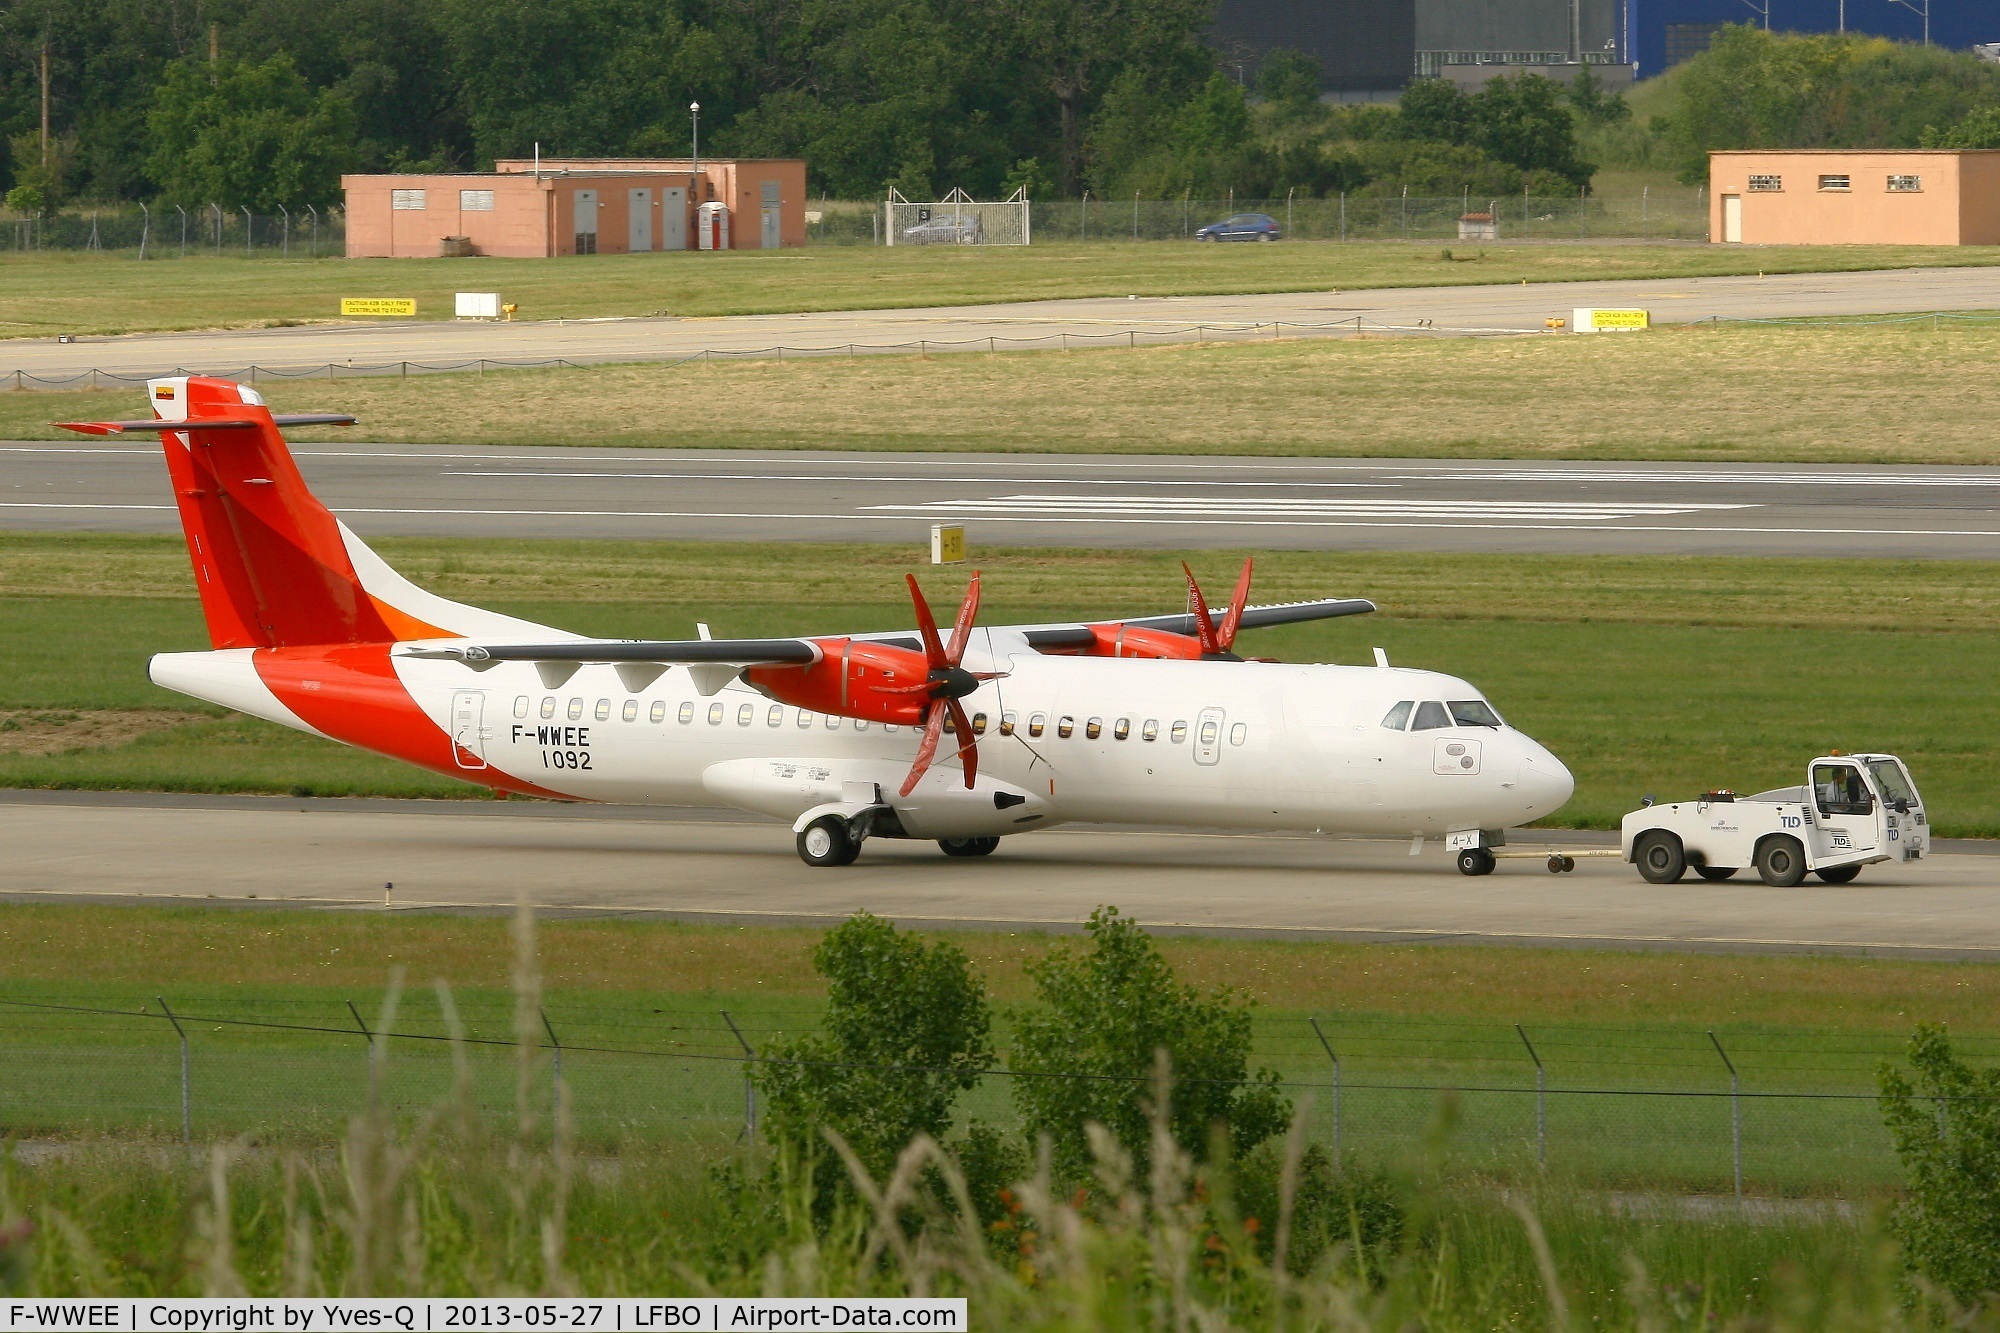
xmin=1632 ymin=0 xmax=1994 ymax=78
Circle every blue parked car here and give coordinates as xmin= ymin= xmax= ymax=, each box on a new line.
xmin=1195 ymin=213 xmax=1281 ymax=242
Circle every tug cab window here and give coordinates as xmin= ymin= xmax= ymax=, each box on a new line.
xmin=1813 ymin=763 xmax=1874 ymax=817
xmin=1868 ymin=759 xmax=1917 ymax=809
xmin=1411 ymin=701 xmax=1452 ymax=731
xmin=1380 ymin=701 xmax=1413 ymax=731
xmin=1449 ymin=700 xmax=1503 ymax=728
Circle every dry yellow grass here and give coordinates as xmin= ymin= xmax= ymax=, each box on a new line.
xmin=0 ymin=903 xmax=1992 ymax=1031
xmin=8 ymin=320 xmax=1997 ymax=463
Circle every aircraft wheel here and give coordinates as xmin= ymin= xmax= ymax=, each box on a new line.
xmin=1545 ymin=854 xmax=1577 ymax=874
xmin=1694 ymin=865 xmax=1739 ymax=882
xmin=938 ymin=836 xmax=1000 ymax=858
xmin=1815 ymin=864 xmax=1862 ymax=884
xmin=797 ymin=815 xmax=860 ymax=868
xmin=1456 ymin=848 xmax=1496 ymax=876
xmin=1755 ymin=836 xmax=1807 ymax=888
xmin=1634 ymin=832 xmax=1686 ymax=884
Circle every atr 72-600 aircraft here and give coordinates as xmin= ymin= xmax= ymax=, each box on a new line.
xmin=61 ymin=376 xmax=1573 ymax=874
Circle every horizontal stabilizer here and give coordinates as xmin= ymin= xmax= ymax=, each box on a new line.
xmin=57 ymin=414 xmax=357 ymax=435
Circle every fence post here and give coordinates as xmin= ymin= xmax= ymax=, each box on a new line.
xmin=721 ymin=1010 xmax=757 ymax=1140
xmin=540 ymin=1008 xmax=563 ymax=1128
xmin=1640 ymin=185 xmax=1648 ymax=241
xmin=1081 ymin=191 xmax=1088 ymax=242
xmin=346 ymin=999 xmax=378 ymax=1107
xmin=158 ymin=997 xmax=190 ymax=1141
xmin=1709 ymin=1031 xmax=1742 ymax=1199
xmin=139 ymin=202 xmax=151 ymax=261
xmin=1340 ymin=192 xmax=1346 ymax=242
xmin=307 ymin=205 xmax=318 ymax=258
xmin=176 ymin=205 xmax=187 ymax=259
xmin=278 ymin=204 xmax=289 ymax=259
xmin=243 ymin=206 xmax=253 ymax=257
xmin=1516 ymin=1024 xmax=1545 ymax=1167
xmin=1287 ymin=186 xmax=1294 ymax=238
xmin=1400 ymin=186 xmax=1408 ymax=241
xmin=1309 ymin=1016 xmax=1340 ymax=1157
xmin=1133 ymin=190 xmax=1139 ymax=241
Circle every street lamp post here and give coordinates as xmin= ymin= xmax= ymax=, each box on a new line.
xmin=690 ymin=101 xmax=701 ymax=177
xmin=1887 ymin=0 xmax=1929 ymax=44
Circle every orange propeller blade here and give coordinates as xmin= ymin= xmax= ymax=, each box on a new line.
xmin=906 ymin=574 xmax=947 ymax=666
xmin=1216 ymin=557 xmax=1254 ymax=652
xmin=947 ymin=572 xmax=982 ymax=667
xmin=946 ymin=698 xmax=978 ymax=789
xmin=1182 ymin=562 xmax=1221 ymax=656
xmin=900 ymin=704 xmax=948 ymax=798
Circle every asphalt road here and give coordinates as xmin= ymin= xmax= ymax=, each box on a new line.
xmin=12 ymin=441 xmax=2000 ymax=558
xmin=11 ymin=266 xmax=2000 ymax=382
xmin=3 ymin=790 xmax=1994 ymax=958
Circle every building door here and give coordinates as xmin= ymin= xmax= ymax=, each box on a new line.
xmin=574 ymin=189 xmax=599 ymax=255
xmin=1721 ymin=194 xmax=1742 ymax=243
xmin=450 ymin=690 xmax=487 ymax=770
xmin=1193 ymin=707 xmax=1225 ymax=766
xmin=628 ymin=189 xmax=651 ymax=252
xmin=760 ymin=180 xmax=782 ymax=249
xmin=660 ymin=187 xmax=687 ymax=250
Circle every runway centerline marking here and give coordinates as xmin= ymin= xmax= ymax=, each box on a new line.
xmin=1405 ymin=468 xmax=2000 ymax=488
xmin=441 ymin=470 xmax=1403 ymax=489
xmin=868 ymin=495 xmax=1760 ymax=522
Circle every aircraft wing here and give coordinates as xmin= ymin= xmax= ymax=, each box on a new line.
xmin=1011 ymin=597 xmax=1377 ymax=650
xmin=404 ymin=638 xmax=821 ymax=666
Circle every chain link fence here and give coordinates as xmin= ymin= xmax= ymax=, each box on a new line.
xmin=1 ymin=996 xmax=1945 ymax=1196
xmin=1 ymin=205 xmax=345 ymax=257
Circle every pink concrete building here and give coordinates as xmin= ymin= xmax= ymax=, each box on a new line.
xmin=1710 ymin=150 xmax=2000 ymax=245
xmin=342 ymin=158 xmax=807 ymax=258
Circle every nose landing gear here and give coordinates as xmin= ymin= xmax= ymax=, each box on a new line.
xmin=1455 ymin=847 xmax=1497 ymax=876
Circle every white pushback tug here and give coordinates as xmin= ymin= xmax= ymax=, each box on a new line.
xmin=1621 ymin=753 xmax=1927 ymax=887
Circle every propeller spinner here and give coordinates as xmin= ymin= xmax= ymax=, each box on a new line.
xmin=874 ymin=573 xmax=1004 ymax=797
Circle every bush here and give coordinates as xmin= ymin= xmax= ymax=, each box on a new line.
xmin=1879 ymin=1022 xmax=2000 ymax=1304
xmin=1012 ymin=906 xmax=1290 ymax=1179
xmin=755 ymin=914 xmax=992 ymax=1192
xmin=1232 ymin=1142 xmax=1404 ymax=1279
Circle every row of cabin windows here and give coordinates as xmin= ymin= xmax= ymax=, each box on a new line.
xmin=512 ymin=695 xmax=1251 ymax=746
xmin=1379 ymin=699 xmax=1505 ymax=732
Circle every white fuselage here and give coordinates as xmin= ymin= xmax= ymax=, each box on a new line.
xmin=152 ymin=628 xmax=1575 ymax=843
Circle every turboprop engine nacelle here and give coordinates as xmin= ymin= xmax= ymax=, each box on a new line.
xmin=700 ymin=756 xmax=1054 ymax=838
xmin=746 ymin=640 xmax=940 ymax=727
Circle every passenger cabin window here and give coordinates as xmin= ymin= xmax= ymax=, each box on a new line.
xmin=1171 ymin=721 xmax=1188 ymax=743
xmin=1229 ymin=723 xmax=1247 ymax=746
xmin=594 ymin=699 xmax=611 ymax=722
xmin=798 ymin=710 xmax=814 ymax=728
xmin=1448 ymin=700 xmax=1503 ymax=728
xmin=738 ymin=703 xmax=754 ymax=726
xmin=1411 ymin=701 xmax=1452 ymax=731
xmin=824 ymin=713 xmax=840 ymax=729
xmin=1198 ymin=719 xmax=1219 ymax=746
xmin=999 ymin=712 xmax=1017 ymax=736
xmin=1813 ymin=763 xmax=1874 ymax=817
xmin=567 ymin=698 xmax=584 ymax=721
xmin=768 ymin=705 xmax=784 ymax=727
xmin=513 ymin=696 xmax=529 ymax=718
xmin=1057 ymin=716 xmax=1075 ymax=738
xmin=1142 ymin=719 xmax=1159 ymax=741
xmin=1381 ymin=701 xmax=1414 ymax=730
xmin=972 ymin=712 xmax=989 ymax=735
xmin=540 ymin=698 xmax=556 ymax=719
xmin=1028 ymin=714 xmax=1047 ymax=738
xmin=678 ymin=702 xmax=695 ymax=724
xmin=650 ymin=701 xmax=667 ymax=723
xmin=707 ymin=702 xmax=725 ymax=725
xmin=1114 ymin=719 xmax=1131 ymax=740
xmin=856 ymin=719 xmax=869 ymax=731
xmin=1085 ymin=718 xmax=1103 ymax=739
xmin=621 ymin=699 xmax=638 ymax=722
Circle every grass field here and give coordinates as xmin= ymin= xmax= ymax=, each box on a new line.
xmin=11 ymin=320 xmax=2000 ymax=465
xmin=0 ymin=904 xmax=1983 ymax=1192
xmin=3 ymin=242 xmax=1997 ymax=337
xmin=4 ymin=534 xmax=1999 ymax=831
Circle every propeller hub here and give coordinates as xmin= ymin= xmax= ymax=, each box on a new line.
xmin=930 ymin=665 xmax=981 ymax=699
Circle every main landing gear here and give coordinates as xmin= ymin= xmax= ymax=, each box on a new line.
xmin=938 ymin=836 xmax=1000 ymax=858
xmin=794 ymin=814 xmax=1004 ymax=867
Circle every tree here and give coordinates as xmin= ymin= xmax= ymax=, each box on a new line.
xmin=1921 ymin=106 xmax=2000 ymax=149
xmin=1012 ymin=907 xmax=1290 ymax=1178
xmin=1879 ymin=1023 xmax=2000 ymax=1303
xmin=1564 ymin=66 xmax=1629 ymax=125
xmin=1255 ymin=48 xmax=1321 ymax=116
xmin=1397 ymin=78 xmax=1472 ymax=146
xmin=144 ymin=55 xmax=355 ymax=209
xmin=756 ymin=914 xmax=993 ymax=1187
xmin=1471 ymin=73 xmax=1593 ymax=189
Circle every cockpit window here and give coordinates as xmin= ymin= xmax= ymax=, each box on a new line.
xmin=1449 ymin=700 xmax=1503 ymax=728
xmin=1867 ymin=759 xmax=1916 ymax=804
xmin=1411 ymin=701 xmax=1452 ymax=731
xmin=1380 ymin=701 xmax=1413 ymax=731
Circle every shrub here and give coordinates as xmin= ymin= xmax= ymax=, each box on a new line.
xmin=1879 ymin=1022 xmax=2000 ymax=1304
xmin=1012 ymin=906 xmax=1289 ymax=1178
xmin=1231 ymin=1142 xmax=1404 ymax=1280
xmin=755 ymin=914 xmax=993 ymax=1189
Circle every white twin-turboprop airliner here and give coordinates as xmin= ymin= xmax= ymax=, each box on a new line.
xmin=61 ymin=376 xmax=1574 ymax=873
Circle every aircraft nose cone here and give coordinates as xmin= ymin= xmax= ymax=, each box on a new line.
xmin=1516 ymin=744 xmax=1574 ymax=818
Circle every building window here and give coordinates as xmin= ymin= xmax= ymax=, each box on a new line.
xmin=391 ymin=189 xmax=426 ymax=210
xmin=1887 ymin=175 xmax=1923 ymax=192
xmin=459 ymin=189 xmax=496 ymax=211
xmin=621 ymin=699 xmax=638 ymax=722
xmin=1817 ymin=174 xmax=1851 ymax=191
xmin=1747 ymin=175 xmax=1782 ymax=192
xmin=650 ymin=701 xmax=667 ymax=723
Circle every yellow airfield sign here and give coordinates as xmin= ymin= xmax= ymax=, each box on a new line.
xmin=340 ymin=298 xmax=417 ymax=317
xmin=1571 ymin=307 xmax=1650 ymax=332
xmin=931 ymin=524 xmax=967 ymax=565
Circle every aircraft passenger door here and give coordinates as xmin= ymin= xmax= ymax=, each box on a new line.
xmin=450 ymin=690 xmax=488 ymax=770
xmin=628 ymin=189 xmax=652 ymax=252
xmin=1194 ymin=707 xmax=1225 ymax=766
xmin=660 ymin=187 xmax=687 ymax=250
xmin=1721 ymin=194 xmax=1742 ymax=243
xmin=760 ymin=181 xmax=782 ymax=249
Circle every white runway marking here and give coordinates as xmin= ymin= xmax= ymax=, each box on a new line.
xmin=869 ymin=494 xmax=1759 ymax=522
xmin=442 ymin=470 xmax=1401 ymax=489
xmin=1408 ymin=468 xmax=2000 ymax=488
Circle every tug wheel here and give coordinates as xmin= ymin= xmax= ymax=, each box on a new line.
xmin=1755 ymin=836 xmax=1807 ymax=888
xmin=1815 ymin=864 xmax=1861 ymax=884
xmin=1635 ymin=832 xmax=1686 ymax=884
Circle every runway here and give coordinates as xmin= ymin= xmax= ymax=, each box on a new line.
xmin=3 ymin=790 xmax=1995 ymax=958
xmin=11 ymin=441 xmax=2000 ymax=558
xmin=10 ymin=265 xmax=2000 ymax=382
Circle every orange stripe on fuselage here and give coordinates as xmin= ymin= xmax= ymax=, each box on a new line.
xmin=253 ymin=644 xmax=569 ymax=800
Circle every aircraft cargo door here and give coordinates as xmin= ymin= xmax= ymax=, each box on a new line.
xmin=1194 ymin=707 xmax=1224 ymax=766
xmin=450 ymin=690 xmax=488 ymax=770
